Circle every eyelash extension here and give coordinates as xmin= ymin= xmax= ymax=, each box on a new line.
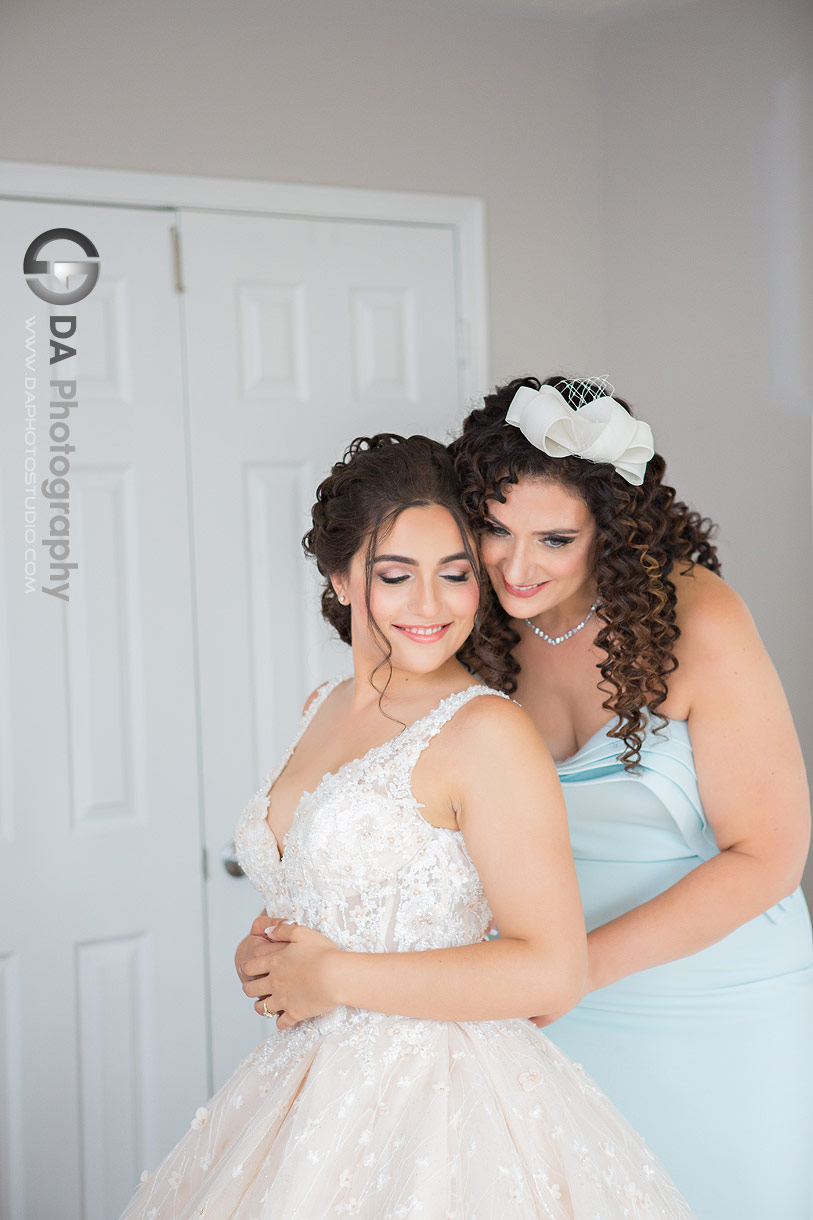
xmin=378 ymin=572 xmax=471 ymax=585
xmin=485 ymin=522 xmax=574 ymax=548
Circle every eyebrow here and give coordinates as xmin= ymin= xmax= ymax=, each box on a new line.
xmin=373 ymin=552 xmax=471 ymax=565
xmin=485 ymin=513 xmax=580 ymax=536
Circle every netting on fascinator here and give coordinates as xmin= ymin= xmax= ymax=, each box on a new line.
xmin=505 ymin=375 xmax=654 ymax=485
xmin=549 ymin=375 xmax=616 ymax=411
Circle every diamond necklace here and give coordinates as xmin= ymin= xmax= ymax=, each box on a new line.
xmin=523 ymin=601 xmax=599 ymax=646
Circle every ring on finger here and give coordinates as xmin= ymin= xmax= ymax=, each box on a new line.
xmin=261 ymin=997 xmax=274 ymax=1018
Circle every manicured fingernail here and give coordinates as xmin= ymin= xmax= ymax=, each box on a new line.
xmin=263 ymin=926 xmax=276 ymax=937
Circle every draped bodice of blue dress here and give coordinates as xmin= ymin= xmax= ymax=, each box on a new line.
xmin=544 ymin=715 xmax=813 ymax=1220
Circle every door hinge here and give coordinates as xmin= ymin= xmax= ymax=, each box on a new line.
xmin=170 ymin=224 xmax=185 ymax=294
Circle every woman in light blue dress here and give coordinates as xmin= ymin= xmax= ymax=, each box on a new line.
xmin=448 ymin=375 xmax=813 ymax=1219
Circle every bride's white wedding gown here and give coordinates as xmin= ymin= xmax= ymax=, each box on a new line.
xmin=121 ymin=677 xmax=696 ymax=1219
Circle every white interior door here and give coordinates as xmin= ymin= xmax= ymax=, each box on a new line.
xmin=179 ymin=210 xmax=465 ymax=1085
xmin=0 ymin=201 xmax=209 ymax=1220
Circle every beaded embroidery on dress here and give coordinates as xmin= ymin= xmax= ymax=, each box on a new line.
xmin=121 ymin=677 xmax=696 ymax=1220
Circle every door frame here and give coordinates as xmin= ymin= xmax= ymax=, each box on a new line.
xmin=0 ymin=159 xmax=490 ymax=400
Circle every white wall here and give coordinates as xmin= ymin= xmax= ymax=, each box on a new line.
xmin=595 ymin=0 xmax=813 ymax=886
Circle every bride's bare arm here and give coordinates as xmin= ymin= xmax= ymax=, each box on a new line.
xmin=243 ymin=697 xmax=587 ymax=1027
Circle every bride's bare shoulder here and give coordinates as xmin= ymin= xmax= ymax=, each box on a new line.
xmin=301 ymin=676 xmax=351 ymax=717
xmin=444 ymin=687 xmax=552 ymax=762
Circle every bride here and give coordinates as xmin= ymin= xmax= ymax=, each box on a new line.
xmin=122 ymin=433 xmax=695 ymax=1218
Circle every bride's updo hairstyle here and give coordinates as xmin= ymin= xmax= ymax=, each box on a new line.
xmin=303 ymin=433 xmax=508 ymax=693
xmin=451 ymin=376 xmax=722 ymax=769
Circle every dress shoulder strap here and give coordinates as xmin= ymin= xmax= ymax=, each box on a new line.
xmin=263 ymin=674 xmax=347 ymax=787
xmin=298 ymin=674 xmax=347 ymax=737
xmin=398 ymin=684 xmax=511 ymax=772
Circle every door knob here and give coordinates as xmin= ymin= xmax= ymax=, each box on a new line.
xmin=222 ymin=842 xmax=245 ymax=877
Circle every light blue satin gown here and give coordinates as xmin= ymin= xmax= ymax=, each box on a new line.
xmin=545 ymin=717 xmax=813 ymax=1220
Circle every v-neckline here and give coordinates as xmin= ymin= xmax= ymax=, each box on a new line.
xmin=263 ymin=679 xmax=485 ymax=862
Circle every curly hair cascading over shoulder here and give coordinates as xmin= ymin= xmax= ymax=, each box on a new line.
xmin=449 ymin=375 xmax=722 ymax=770
xmin=301 ymin=432 xmax=510 ymax=700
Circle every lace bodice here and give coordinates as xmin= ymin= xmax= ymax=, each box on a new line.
xmin=235 ymin=677 xmax=508 ymax=955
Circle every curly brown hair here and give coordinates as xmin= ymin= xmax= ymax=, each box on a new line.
xmin=450 ymin=375 xmax=722 ymax=769
xmin=302 ymin=433 xmax=511 ymax=701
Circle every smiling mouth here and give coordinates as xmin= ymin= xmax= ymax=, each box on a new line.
xmin=393 ymin=623 xmax=452 ymax=641
xmin=502 ymin=577 xmax=550 ymax=597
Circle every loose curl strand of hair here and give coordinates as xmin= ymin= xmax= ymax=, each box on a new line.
xmin=301 ymin=433 xmax=513 ymax=713
xmin=450 ymin=375 xmax=722 ymax=770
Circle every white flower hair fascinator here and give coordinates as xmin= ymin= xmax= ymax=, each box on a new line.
xmin=505 ymin=380 xmax=655 ymax=486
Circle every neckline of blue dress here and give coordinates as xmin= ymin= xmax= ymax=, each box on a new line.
xmin=555 ymin=714 xmax=691 ymax=768
xmin=554 ymin=714 xmax=713 ymax=863
xmin=551 ymin=712 xmax=796 ymax=924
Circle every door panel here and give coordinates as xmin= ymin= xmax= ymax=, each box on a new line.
xmin=0 ymin=201 xmax=208 ymax=1220
xmin=179 ymin=210 xmax=464 ymax=1085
